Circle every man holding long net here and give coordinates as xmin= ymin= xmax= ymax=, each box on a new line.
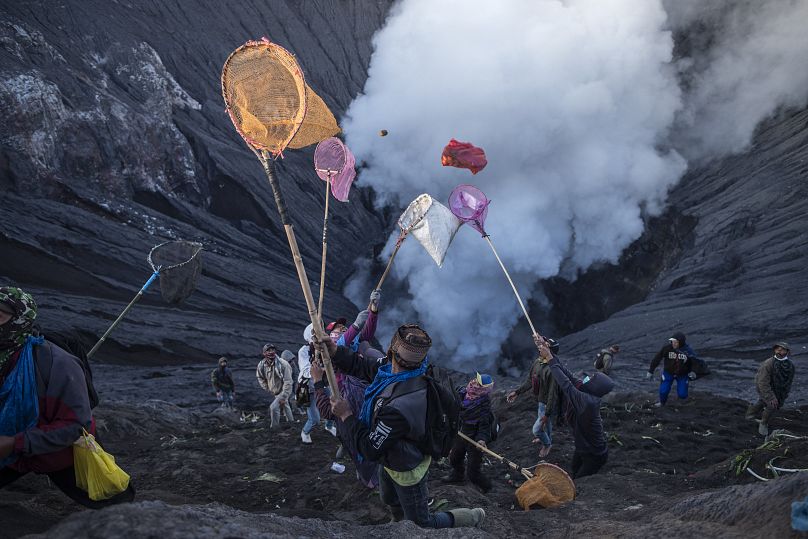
xmin=321 ymin=325 xmax=486 ymax=529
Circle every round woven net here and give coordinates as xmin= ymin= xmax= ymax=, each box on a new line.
xmin=515 ymin=463 xmax=576 ymax=510
xmin=221 ymin=39 xmax=339 ymax=156
xmin=449 ymin=184 xmax=490 ymax=236
xmin=147 ymin=241 xmax=203 ymax=304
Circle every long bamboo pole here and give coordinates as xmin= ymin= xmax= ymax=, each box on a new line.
xmin=484 ymin=235 xmax=538 ymax=338
xmin=457 ymin=432 xmax=533 ymax=479
xmin=87 ymin=270 xmax=160 ymax=359
xmin=317 ymin=173 xmax=331 ymax=323
xmin=260 ymin=154 xmax=338 ymax=391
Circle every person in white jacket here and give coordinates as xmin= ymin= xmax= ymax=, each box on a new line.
xmin=298 ymin=325 xmax=337 ymax=443
xmin=256 ymin=343 xmax=293 ymax=429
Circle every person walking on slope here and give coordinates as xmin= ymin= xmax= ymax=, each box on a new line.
xmin=647 ymin=332 xmax=696 ymax=407
xmin=595 ymin=345 xmax=620 ymax=375
xmin=256 ymin=343 xmax=294 ymax=429
xmin=506 ymin=338 xmax=560 ymax=458
xmin=211 ymin=357 xmax=235 ymax=409
xmin=0 ymin=286 xmax=134 ymax=507
xmin=542 ymin=335 xmax=614 ymax=479
xmin=445 ymin=373 xmax=494 ymax=492
xmin=323 ymin=324 xmax=486 ymax=529
xmin=746 ymin=342 xmax=795 ymax=436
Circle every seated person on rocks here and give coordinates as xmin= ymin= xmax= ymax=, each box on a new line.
xmin=542 ymin=335 xmax=613 ymax=479
xmin=0 ymin=286 xmax=135 ymax=508
xmin=211 ymin=357 xmax=235 ymax=409
xmin=746 ymin=342 xmax=795 ymax=436
xmin=646 ymin=332 xmax=695 ymax=407
xmin=323 ymin=324 xmax=486 ymax=529
xmin=255 ymin=343 xmax=294 ymax=429
xmin=444 ymin=373 xmax=494 ymax=492
xmin=506 ymin=338 xmax=560 ymax=459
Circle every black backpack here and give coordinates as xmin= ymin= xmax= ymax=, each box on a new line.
xmin=489 ymin=410 xmax=500 ymax=442
xmin=421 ymin=366 xmax=461 ymax=459
xmin=34 ymin=331 xmax=100 ymax=409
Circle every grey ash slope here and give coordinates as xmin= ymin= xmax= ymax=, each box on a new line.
xmin=542 ymin=107 xmax=808 ymax=403
xmin=0 ymin=1 xmax=393 ymax=363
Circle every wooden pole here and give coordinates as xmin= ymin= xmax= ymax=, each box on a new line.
xmin=317 ymin=173 xmax=331 ymax=323
xmin=261 ymin=154 xmax=338 ymax=392
xmin=457 ymin=432 xmax=533 ymax=479
xmin=87 ymin=270 xmax=160 ymax=359
xmin=484 ymin=235 xmax=539 ymax=339
xmin=374 ymin=235 xmax=405 ymax=291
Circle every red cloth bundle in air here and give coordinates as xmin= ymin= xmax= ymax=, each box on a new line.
xmin=441 ymin=139 xmax=487 ymax=175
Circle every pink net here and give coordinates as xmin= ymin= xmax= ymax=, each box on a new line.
xmin=441 ymin=139 xmax=487 ymax=175
xmin=449 ymin=184 xmax=490 ymax=236
xmin=314 ymin=137 xmax=356 ymax=202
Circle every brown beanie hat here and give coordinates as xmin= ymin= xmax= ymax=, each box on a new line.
xmin=389 ymin=324 xmax=431 ymax=369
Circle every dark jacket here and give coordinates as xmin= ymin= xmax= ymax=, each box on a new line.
xmin=10 ymin=341 xmax=94 ymax=473
xmin=649 ymin=345 xmax=692 ymax=377
xmin=210 ymin=367 xmax=234 ymax=392
xmin=548 ymin=356 xmax=607 ymax=456
xmin=457 ymin=388 xmax=492 ymax=443
xmin=314 ymin=379 xmax=379 ymax=488
xmin=331 ymin=346 xmax=428 ymax=473
xmin=515 ymin=358 xmax=559 ymax=416
xmin=755 ymin=356 xmax=795 ymax=405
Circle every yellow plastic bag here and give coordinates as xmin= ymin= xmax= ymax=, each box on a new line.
xmin=73 ymin=429 xmax=130 ymax=501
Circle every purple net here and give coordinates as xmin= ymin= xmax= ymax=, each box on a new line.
xmin=314 ymin=137 xmax=347 ymax=177
xmin=330 ymin=146 xmax=356 ymax=202
xmin=449 ymin=184 xmax=490 ymax=236
xmin=314 ymin=137 xmax=356 ymax=202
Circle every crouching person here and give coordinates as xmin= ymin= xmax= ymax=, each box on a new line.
xmin=540 ymin=335 xmax=613 ymax=479
xmin=0 ymin=286 xmax=134 ymax=508
xmin=324 ymin=324 xmax=485 ymax=529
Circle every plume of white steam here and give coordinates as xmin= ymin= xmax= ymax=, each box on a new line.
xmin=666 ymin=0 xmax=808 ymax=160
xmin=343 ymin=0 xmax=686 ymax=367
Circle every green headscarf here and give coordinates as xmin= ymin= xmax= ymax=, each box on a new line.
xmin=0 ymin=287 xmax=38 ymax=372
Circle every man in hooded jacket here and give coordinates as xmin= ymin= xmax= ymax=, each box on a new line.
xmin=647 ymin=332 xmax=695 ymax=406
xmin=322 ymin=324 xmax=486 ymax=529
xmin=746 ymin=342 xmax=795 ymax=436
xmin=540 ymin=336 xmax=613 ymax=479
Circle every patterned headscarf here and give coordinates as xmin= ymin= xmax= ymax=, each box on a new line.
xmin=465 ymin=373 xmax=494 ymax=401
xmin=0 ymin=287 xmax=38 ymax=372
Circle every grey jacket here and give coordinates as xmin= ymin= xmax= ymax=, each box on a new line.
xmin=256 ymin=357 xmax=293 ymax=400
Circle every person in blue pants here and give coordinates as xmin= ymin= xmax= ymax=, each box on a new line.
xmin=647 ymin=332 xmax=695 ymax=406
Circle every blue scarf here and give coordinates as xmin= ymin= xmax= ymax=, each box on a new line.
xmin=358 ymin=357 xmax=427 ymax=426
xmin=0 ymin=335 xmax=43 ymax=468
xmin=337 ymin=333 xmax=361 ymax=353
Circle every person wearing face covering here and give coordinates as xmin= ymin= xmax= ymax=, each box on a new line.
xmin=746 ymin=342 xmax=795 ymax=436
xmin=211 ymin=357 xmax=235 ymax=409
xmin=0 ymin=286 xmax=134 ymax=507
xmin=540 ymin=335 xmax=613 ymax=479
xmin=256 ymin=343 xmax=294 ymax=429
xmin=444 ymin=373 xmax=494 ymax=492
xmin=323 ymin=324 xmax=486 ymax=529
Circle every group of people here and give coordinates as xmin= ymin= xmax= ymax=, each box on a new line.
xmin=1 ymin=282 xmax=799 ymax=529
xmin=507 ymin=336 xmax=614 ymax=479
